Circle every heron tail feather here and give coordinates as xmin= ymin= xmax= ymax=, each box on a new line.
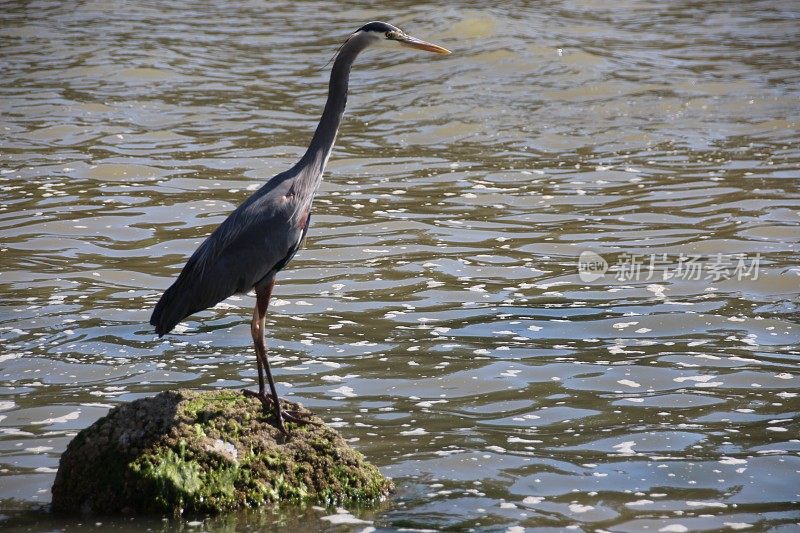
xmin=150 ymin=279 xmax=193 ymax=337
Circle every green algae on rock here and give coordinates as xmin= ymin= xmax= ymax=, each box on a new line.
xmin=51 ymin=389 xmax=392 ymax=515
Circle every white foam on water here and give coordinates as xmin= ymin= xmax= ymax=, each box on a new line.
xmin=719 ymin=457 xmax=748 ymax=465
xmin=659 ymin=526 xmax=688 ymax=533
xmin=328 ymin=386 xmax=356 ymax=398
xmin=613 ymin=441 xmax=637 ymax=455
xmin=523 ymin=496 xmax=544 ymax=505
xmin=25 ymin=446 xmax=53 ymax=453
xmin=723 ymin=523 xmax=753 ymax=530
xmin=321 ymin=509 xmax=371 ymax=525
xmin=32 ymin=410 xmax=81 ymax=425
xmin=686 ymin=500 xmax=727 ymax=508
xmin=568 ymin=503 xmax=594 ymax=513
xmin=625 ymin=499 xmax=653 ymax=507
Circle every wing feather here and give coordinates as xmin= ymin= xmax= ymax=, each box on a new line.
xmin=150 ymin=173 xmax=304 ymax=335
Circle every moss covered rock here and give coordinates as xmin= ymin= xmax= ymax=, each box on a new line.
xmin=51 ymin=389 xmax=392 ymax=515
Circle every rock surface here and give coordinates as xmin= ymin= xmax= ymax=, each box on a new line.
xmin=51 ymin=389 xmax=392 ymax=515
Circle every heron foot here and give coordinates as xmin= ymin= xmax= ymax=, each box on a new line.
xmin=242 ymin=389 xmax=320 ymax=436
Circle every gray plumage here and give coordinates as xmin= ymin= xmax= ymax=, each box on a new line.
xmin=150 ymin=170 xmax=306 ymax=336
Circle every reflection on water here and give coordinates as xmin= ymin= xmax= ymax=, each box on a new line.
xmin=1 ymin=0 xmax=799 ymax=530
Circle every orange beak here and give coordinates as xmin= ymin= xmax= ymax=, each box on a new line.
xmin=392 ymin=33 xmax=451 ymax=55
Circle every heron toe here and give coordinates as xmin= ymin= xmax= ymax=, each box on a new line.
xmin=242 ymin=389 xmax=320 ymax=435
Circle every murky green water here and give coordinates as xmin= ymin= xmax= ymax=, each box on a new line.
xmin=2 ymin=1 xmax=799 ymax=531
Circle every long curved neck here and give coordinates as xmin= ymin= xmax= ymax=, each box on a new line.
xmin=297 ymin=34 xmax=370 ymax=174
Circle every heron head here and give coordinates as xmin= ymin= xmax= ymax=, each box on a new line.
xmin=354 ymin=21 xmax=451 ymax=55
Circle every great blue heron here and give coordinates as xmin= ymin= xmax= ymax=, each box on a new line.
xmin=150 ymin=22 xmax=450 ymax=435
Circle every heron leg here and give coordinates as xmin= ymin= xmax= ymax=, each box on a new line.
xmin=243 ymin=291 xmax=267 ymax=398
xmin=249 ymin=278 xmax=319 ymax=436
xmin=254 ymin=325 xmax=266 ymax=397
xmin=250 ymin=278 xmax=288 ymax=435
